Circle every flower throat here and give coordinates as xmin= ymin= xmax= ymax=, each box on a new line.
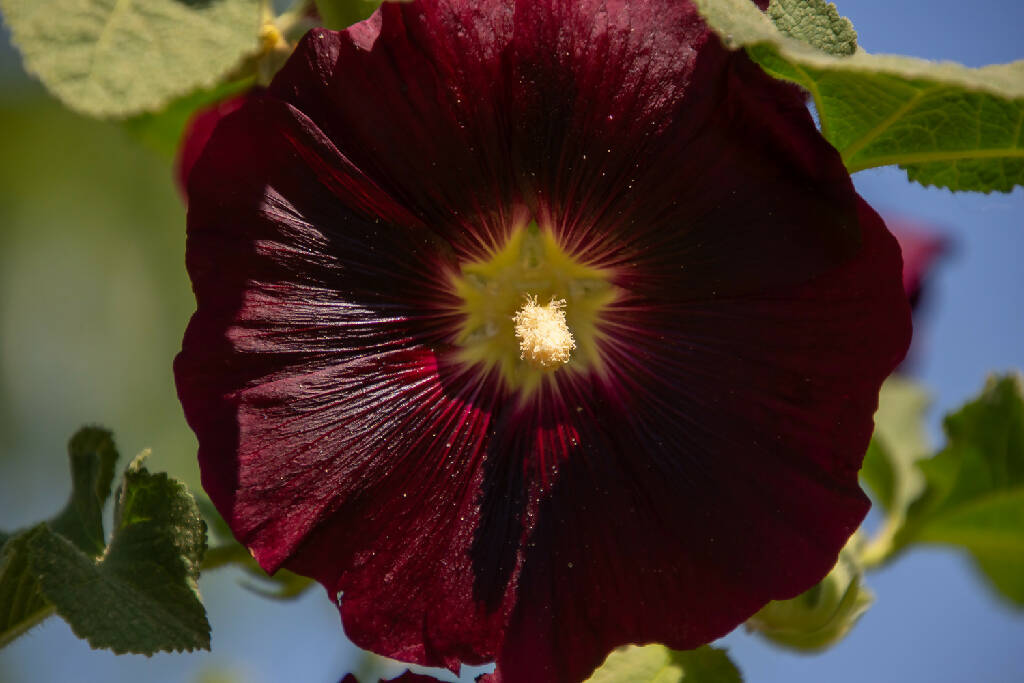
xmin=450 ymin=222 xmax=616 ymax=396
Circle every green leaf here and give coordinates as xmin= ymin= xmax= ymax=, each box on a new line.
xmin=896 ymin=375 xmax=1024 ymax=604
xmin=27 ymin=454 xmax=210 ymax=653
xmin=860 ymin=378 xmax=931 ymax=514
xmin=587 ymin=645 xmax=742 ymax=683
xmin=314 ymin=0 xmax=406 ymax=30
xmin=0 ymin=0 xmax=262 ymax=117
xmin=47 ymin=427 xmax=119 ymax=556
xmin=0 ymin=427 xmax=118 ymax=648
xmin=0 ymin=527 xmax=55 ymax=650
xmin=693 ymin=0 xmax=1024 ymax=192
xmin=767 ymin=0 xmax=856 ymax=57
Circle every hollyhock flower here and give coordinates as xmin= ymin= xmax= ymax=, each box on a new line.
xmin=886 ymin=217 xmax=949 ymax=313
xmin=174 ymin=0 xmax=911 ymax=681
xmin=885 ymin=216 xmax=950 ymax=373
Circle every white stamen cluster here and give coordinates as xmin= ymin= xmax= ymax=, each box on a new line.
xmin=513 ymin=296 xmax=576 ymax=369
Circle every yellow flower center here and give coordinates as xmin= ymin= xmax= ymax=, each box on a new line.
xmin=450 ymin=222 xmax=617 ymax=396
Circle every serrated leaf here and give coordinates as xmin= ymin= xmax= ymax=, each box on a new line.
xmin=767 ymin=0 xmax=856 ymax=57
xmin=47 ymin=427 xmax=119 ymax=556
xmin=0 ymin=0 xmax=262 ymax=117
xmin=694 ymin=0 xmax=1024 ymax=192
xmin=0 ymin=428 xmax=117 ymax=648
xmin=0 ymin=527 xmax=54 ymax=649
xmin=586 ymin=645 xmax=742 ymax=683
xmin=26 ymin=455 xmax=210 ymax=654
xmin=895 ymin=375 xmax=1024 ymax=604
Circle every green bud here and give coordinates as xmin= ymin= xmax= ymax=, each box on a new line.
xmin=746 ymin=547 xmax=873 ymax=652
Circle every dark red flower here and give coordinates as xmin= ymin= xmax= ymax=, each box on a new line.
xmin=886 ymin=215 xmax=950 ymax=373
xmin=174 ymin=1 xmax=910 ymax=681
xmin=886 ymin=216 xmax=950 ymax=312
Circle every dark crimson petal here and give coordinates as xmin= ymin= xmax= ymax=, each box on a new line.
xmin=267 ymin=8 xmax=520 ymax=259
xmin=175 ymin=93 xmax=513 ymax=667
xmin=175 ymin=92 xmax=250 ymax=197
xmin=886 ymin=216 xmax=950 ymax=309
xmin=500 ymin=202 xmax=909 ymax=682
xmin=503 ymin=1 xmax=859 ymax=297
xmin=886 ymin=215 xmax=949 ymax=372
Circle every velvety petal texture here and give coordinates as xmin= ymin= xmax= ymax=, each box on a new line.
xmin=175 ymin=1 xmax=911 ymax=682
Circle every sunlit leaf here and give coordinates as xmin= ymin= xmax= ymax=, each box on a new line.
xmin=767 ymin=0 xmax=856 ymax=57
xmin=0 ymin=0 xmax=262 ymax=117
xmin=896 ymin=375 xmax=1024 ymax=604
xmin=695 ymin=0 xmax=1024 ymax=192
xmin=860 ymin=377 xmax=931 ymax=514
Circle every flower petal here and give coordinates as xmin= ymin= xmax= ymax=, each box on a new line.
xmin=175 ymin=92 xmax=249 ymax=197
xmin=175 ymin=93 xmax=514 ymax=666
xmin=498 ymin=201 xmax=909 ymax=682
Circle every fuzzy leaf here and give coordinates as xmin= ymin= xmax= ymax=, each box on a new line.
xmin=27 ymin=454 xmax=210 ymax=654
xmin=47 ymin=427 xmax=119 ymax=556
xmin=0 ymin=528 xmax=54 ymax=649
xmin=694 ymin=0 xmax=1024 ymax=192
xmin=587 ymin=645 xmax=742 ymax=683
xmin=0 ymin=0 xmax=262 ymax=117
xmin=0 ymin=427 xmax=118 ymax=649
xmin=896 ymin=375 xmax=1024 ymax=604
xmin=767 ymin=0 xmax=856 ymax=57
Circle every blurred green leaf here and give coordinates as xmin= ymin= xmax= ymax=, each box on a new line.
xmin=47 ymin=427 xmax=119 ymax=556
xmin=0 ymin=527 xmax=54 ymax=650
xmin=747 ymin=545 xmax=872 ymax=651
xmin=694 ymin=0 xmax=1024 ymax=192
xmin=767 ymin=0 xmax=856 ymax=56
xmin=0 ymin=0 xmax=262 ymax=117
xmin=861 ymin=377 xmax=931 ymax=514
xmin=896 ymin=375 xmax=1024 ymax=604
xmin=314 ymin=0 xmax=398 ymax=30
xmin=27 ymin=453 xmax=210 ymax=653
xmin=586 ymin=645 xmax=741 ymax=683
xmin=239 ymin=566 xmax=314 ymax=601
